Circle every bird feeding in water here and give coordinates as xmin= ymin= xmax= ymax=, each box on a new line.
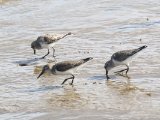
xmin=31 ymin=32 xmax=72 ymax=59
xmin=104 ymin=45 xmax=147 ymax=80
xmin=37 ymin=57 xmax=93 ymax=85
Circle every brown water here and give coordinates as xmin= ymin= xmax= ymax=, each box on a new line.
xmin=0 ymin=0 xmax=160 ymax=119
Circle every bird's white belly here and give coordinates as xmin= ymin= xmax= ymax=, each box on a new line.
xmin=55 ymin=68 xmax=77 ymax=75
xmin=48 ymin=43 xmax=55 ymax=48
xmin=40 ymin=43 xmax=48 ymax=49
xmin=40 ymin=43 xmax=55 ymax=49
xmin=113 ymin=57 xmax=133 ymax=66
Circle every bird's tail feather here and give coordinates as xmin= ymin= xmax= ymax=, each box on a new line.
xmin=82 ymin=57 xmax=93 ymax=63
xmin=138 ymin=45 xmax=147 ymax=51
xmin=133 ymin=45 xmax=147 ymax=55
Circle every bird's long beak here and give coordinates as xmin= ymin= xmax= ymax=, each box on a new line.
xmin=106 ymin=69 xmax=108 ymax=77
xmin=37 ymin=68 xmax=45 ymax=79
xmin=34 ymin=49 xmax=36 ymax=54
xmin=105 ymin=69 xmax=109 ymax=80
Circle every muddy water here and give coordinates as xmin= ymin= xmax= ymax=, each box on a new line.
xmin=0 ymin=0 xmax=160 ymax=119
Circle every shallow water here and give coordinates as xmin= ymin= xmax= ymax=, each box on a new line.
xmin=0 ymin=0 xmax=160 ymax=119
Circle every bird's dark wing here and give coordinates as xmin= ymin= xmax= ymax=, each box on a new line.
xmin=53 ymin=60 xmax=83 ymax=72
xmin=111 ymin=49 xmax=137 ymax=62
xmin=111 ymin=46 xmax=147 ymax=62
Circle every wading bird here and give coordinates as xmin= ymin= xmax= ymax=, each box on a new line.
xmin=31 ymin=32 xmax=72 ymax=59
xmin=37 ymin=57 xmax=93 ymax=85
xmin=104 ymin=45 xmax=147 ymax=80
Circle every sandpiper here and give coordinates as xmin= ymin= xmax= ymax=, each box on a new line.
xmin=31 ymin=32 xmax=72 ymax=59
xmin=37 ymin=57 xmax=93 ymax=85
xmin=104 ymin=45 xmax=147 ymax=80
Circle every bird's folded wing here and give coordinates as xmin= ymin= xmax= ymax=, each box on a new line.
xmin=111 ymin=49 xmax=137 ymax=62
xmin=55 ymin=61 xmax=83 ymax=72
xmin=44 ymin=34 xmax=62 ymax=44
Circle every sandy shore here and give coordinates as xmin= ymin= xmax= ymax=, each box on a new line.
xmin=32 ymin=109 xmax=160 ymax=120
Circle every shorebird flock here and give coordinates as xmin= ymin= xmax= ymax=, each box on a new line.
xmin=31 ymin=32 xmax=147 ymax=85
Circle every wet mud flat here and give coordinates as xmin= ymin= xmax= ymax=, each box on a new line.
xmin=0 ymin=0 xmax=160 ymax=120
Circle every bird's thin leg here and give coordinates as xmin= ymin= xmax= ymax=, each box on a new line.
xmin=61 ymin=77 xmax=72 ymax=85
xmin=52 ymin=48 xmax=56 ymax=58
xmin=114 ymin=68 xmax=128 ymax=74
xmin=124 ymin=64 xmax=130 ymax=79
xmin=61 ymin=74 xmax=74 ymax=85
xmin=114 ymin=64 xmax=130 ymax=74
xmin=125 ymin=65 xmax=129 ymax=75
xmin=115 ymin=64 xmax=130 ymax=79
xmin=106 ymin=75 xmax=110 ymax=80
xmin=41 ymin=49 xmax=50 ymax=59
xmin=116 ymin=73 xmax=130 ymax=79
xmin=70 ymin=74 xmax=75 ymax=85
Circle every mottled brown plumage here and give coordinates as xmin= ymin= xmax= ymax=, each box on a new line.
xmin=31 ymin=32 xmax=72 ymax=58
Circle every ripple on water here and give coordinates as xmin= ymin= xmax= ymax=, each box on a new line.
xmin=0 ymin=0 xmax=160 ymax=119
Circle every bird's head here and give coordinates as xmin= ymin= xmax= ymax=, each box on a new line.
xmin=104 ymin=60 xmax=113 ymax=79
xmin=31 ymin=37 xmax=43 ymax=54
xmin=104 ymin=60 xmax=113 ymax=70
xmin=37 ymin=65 xmax=50 ymax=79
xmin=67 ymin=32 xmax=72 ymax=35
xmin=31 ymin=41 xmax=36 ymax=54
